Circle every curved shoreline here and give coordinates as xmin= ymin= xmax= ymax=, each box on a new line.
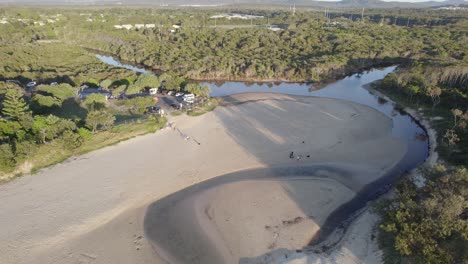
xmin=304 ymin=84 xmax=436 ymax=251
xmin=0 ymin=64 xmax=431 ymax=264
xmin=143 ymin=93 xmax=412 ymax=263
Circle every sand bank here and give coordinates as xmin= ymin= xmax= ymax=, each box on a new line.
xmin=0 ymin=93 xmax=405 ymax=264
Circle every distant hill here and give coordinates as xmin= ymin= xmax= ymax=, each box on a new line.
xmin=0 ymin=0 xmax=466 ymax=8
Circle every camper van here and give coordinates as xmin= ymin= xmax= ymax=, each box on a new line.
xmin=149 ymin=88 xmax=158 ymax=95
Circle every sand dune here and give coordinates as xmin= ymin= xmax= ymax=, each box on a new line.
xmin=0 ymin=93 xmax=405 ymax=264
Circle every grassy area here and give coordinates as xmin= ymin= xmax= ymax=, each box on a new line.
xmin=0 ymin=116 xmax=166 ymax=183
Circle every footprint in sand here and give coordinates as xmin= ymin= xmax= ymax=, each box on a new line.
xmin=133 ymin=235 xmax=143 ymax=251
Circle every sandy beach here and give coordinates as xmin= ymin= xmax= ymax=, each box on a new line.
xmin=0 ymin=93 xmax=406 ymax=264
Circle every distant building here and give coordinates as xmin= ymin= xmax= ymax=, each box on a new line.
xmin=145 ymin=24 xmax=156 ymax=28
xmin=172 ymin=24 xmax=181 ymax=29
xmin=135 ymin=24 xmax=145 ymax=29
xmin=47 ymin=19 xmax=56 ymax=23
xmin=121 ymin=24 xmax=133 ymax=30
xmin=436 ymin=6 xmax=467 ymax=10
xmin=114 ymin=25 xmax=123 ymax=29
xmin=16 ymin=18 xmax=30 ymax=23
xmin=210 ymin=13 xmax=265 ymax=20
xmin=267 ymin=25 xmax=282 ymax=31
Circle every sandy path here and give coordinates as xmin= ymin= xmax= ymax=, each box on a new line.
xmin=0 ymin=94 xmax=405 ymax=264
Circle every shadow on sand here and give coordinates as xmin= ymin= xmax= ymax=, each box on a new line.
xmin=143 ymin=69 xmax=429 ymax=263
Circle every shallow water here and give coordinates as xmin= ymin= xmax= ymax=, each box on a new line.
xmin=97 ymin=54 xmax=429 ymax=246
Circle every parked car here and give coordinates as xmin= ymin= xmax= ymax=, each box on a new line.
xmin=147 ymin=105 xmax=161 ymax=112
xmin=161 ymin=90 xmax=169 ymax=95
xmin=26 ymin=81 xmax=37 ymax=88
xmin=167 ymin=91 xmax=175 ymax=96
xmin=175 ymin=92 xmax=184 ymax=97
xmin=50 ymin=82 xmax=58 ymax=85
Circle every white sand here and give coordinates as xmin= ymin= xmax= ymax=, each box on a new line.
xmin=144 ymin=176 xmax=356 ymax=264
xmin=241 ymin=210 xmax=383 ymax=264
xmin=0 ymin=93 xmax=406 ymax=264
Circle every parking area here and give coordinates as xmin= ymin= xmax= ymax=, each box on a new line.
xmin=155 ymin=93 xmax=202 ymax=113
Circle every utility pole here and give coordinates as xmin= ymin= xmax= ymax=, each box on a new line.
xmin=380 ymin=15 xmax=384 ymax=26
xmin=361 ymin=7 xmax=365 ymax=23
xmin=406 ymin=17 xmax=410 ymax=27
xmin=293 ymin=3 xmax=296 ymax=16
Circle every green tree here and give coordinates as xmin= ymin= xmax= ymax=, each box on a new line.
xmin=117 ymin=96 xmax=155 ymax=115
xmin=134 ymin=74 xmax=160 ymax=89
xmin=32 ymin=94 xmax=62 ymax=109
xmin=36 ymin=84 xmax=76 ymax=102
xmin=125 ymin=84 xmax=143 ymax=95
xmin=100 ymin=79 xmax=113 ymax=90
xmin=2 ymin=89 xmax=29 ymax=121
xmin=31 ymin=115 xmax=77 ymax=144
xmin=82 ymin=93 xmax=107 ymax=111
xmin=184 ymin=83 xmax=210 ymax=97
xmin=85 ymin=110 xmax=115 ymax=132
xmin=379 ymin=165 xmax=468 ymax=264
xmin=112 ymin=85 xmax=127 ymax=97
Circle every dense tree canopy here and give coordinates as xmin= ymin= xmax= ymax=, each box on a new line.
xmin=379 ymin=165 xmax=468 ymax=264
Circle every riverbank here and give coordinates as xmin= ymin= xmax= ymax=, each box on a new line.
xmin=257 ymin=80 xmax=441 ymax=264
xmin=91 ymin=48 xmax=405 ymax=85
xmin=364 ymin=82 xmax=438 ymax=167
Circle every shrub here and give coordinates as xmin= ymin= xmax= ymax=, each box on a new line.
xmin=77 ymin=127 xmax=92 ymax=141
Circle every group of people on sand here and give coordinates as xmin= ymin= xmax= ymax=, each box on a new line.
xmin=289 ymin=141 xmax=311 ymax=161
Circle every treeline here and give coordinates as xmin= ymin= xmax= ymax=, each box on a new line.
xmin=0 ymin=76 xmax=167 ymax=179
xmin=380 ymin=62 xmax=468 ymax=165
xmin=61 ymin=8 xmax=467 ymax=82
xmin=378 ymin=165 xmax=467 ymax=264
xmin=376 ymin=54 xmax=467 ymax=264
xmin=1 ymin=7 xmax=466 ymax=83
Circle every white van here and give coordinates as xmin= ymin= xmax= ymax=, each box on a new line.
xmin=149 ymin=88 xmax=158 ymax=95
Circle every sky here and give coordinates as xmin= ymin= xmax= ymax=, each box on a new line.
xmin=312 ymin=0 xmax=456 ymax=2
xmin=0 ymin=0 xmax=461 ymax=3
